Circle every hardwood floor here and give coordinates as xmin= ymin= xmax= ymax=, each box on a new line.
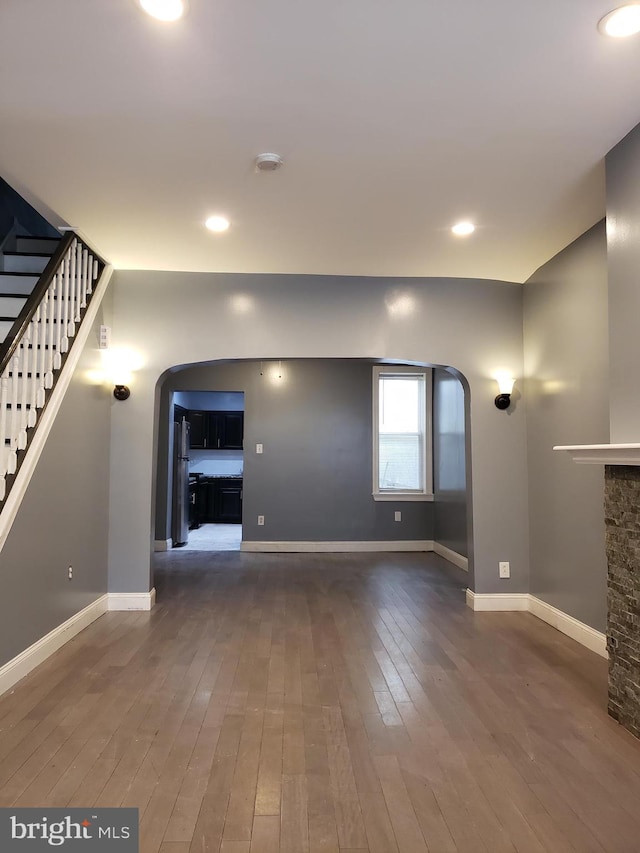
xmin=1 ymin=551 xmax=640 ymax=852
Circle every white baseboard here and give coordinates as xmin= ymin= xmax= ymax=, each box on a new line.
xmin=528 ymin=595 xmax=607 ymax=658
xmin=241 ymin=540 xmax=435 ymax=553
xmin=466 ymin=590 xmax=607 ymax=658
xmin=466 ymin=590 xmax=530 ymax=611
xmin=0 ymin=587 xmax=158 ymax=698
xmin=108 ymin=589 xmax=156 ymax=611
xmin=0 ymin=594 xmax=108 ymax=697
xmin=433 ymin=542 xmax=468 ymax=571
xmin=154 ymin=539 xmax=171 ymax=552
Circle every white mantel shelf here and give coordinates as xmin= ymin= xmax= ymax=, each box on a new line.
xmin=553 ymin=444 xmax=640 ymax=465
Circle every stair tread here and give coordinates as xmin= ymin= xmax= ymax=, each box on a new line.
xmin=0 ymin=271 xmax=40 ymax=277
xmin=3 ymin=251 xmax=56 ymax=258
xmin=1 ymin=317 xmax=74 ymax=322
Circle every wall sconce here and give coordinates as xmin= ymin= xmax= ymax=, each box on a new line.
xmin=494 ymin=374 xmax=515 ymax=410
xmin=111 ymin=359 xmax=133 ymax=401
xmin=113 ymin=384 xmax=130 ymax=401
xmin=100 ymin=347 xmax=142 ymax=402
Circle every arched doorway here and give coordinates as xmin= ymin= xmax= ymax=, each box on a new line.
xmin=152 ymin=358 xmax=471 ymax=586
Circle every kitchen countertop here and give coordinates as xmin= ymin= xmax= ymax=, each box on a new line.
xmin=190 ymin=473 xmax=243 ymax=480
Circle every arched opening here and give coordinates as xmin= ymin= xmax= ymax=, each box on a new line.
xmin=151 ymin=357 xmax=472 ymax=589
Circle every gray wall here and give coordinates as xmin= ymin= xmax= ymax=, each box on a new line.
xmin=108 ymin=270 xmax=528 ymax=596
xmin=157 ymin=359 xmax=435 ymax=543
xmin=433 ymin=368 xmax=467 ymax=557
xmin=606 ymin=123 xmax=640 ymax=443
xmin=0 ymin=295 xmax=112 ymax=667
xmin=523 ymin=222 xmax=609 ymax=631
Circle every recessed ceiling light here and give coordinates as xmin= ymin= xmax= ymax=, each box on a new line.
xmin=138 ymin=0 xmax=187 ymax=22
xmin=205 ymin=215 xmax=230 ymax=233
xmin=452 ymin=221 xmax=475 ymax=236
xmin=598 ymin=5 xmax=640 ymax=37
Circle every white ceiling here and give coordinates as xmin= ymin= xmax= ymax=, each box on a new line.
xmin=1 ymin=0 xmax=639 ymax=283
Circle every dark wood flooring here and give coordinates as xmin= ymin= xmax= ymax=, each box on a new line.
xmin=1 ymin=551 xmax=639 ymax=852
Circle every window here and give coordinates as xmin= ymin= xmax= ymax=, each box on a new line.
xmin=372 ymin=366 xmax=433 ymax=500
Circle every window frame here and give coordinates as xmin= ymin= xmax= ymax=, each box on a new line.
xmin=372 ymin=365 xmax=434 ymax=502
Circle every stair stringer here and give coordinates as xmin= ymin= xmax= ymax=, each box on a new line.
xmin=0 ymin=264 xmax=113 ymax=555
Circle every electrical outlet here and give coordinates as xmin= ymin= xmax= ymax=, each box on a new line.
xmin=499 ymin=561 xmax=510 ymax=578
xmin=68 ymin=565 xmax=73 ymax=580
xmin=258 ymin=515 xmax=265 ymax=526
xmin=394 ymin=511 xmax=402 ymax=522
xmin=256 ymin=443 xmax=263 ymax=454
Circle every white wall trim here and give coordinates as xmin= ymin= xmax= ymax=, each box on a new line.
xmin=0 ymin=594 xmax=108 ymax=697
xmin=373 ymin=493 xmax=435 ymax=502
xmin=0 ymin=265 xmax=113 ymax=556
xmin=466 ymin=590 xmax=608 ymax=658
xmin=372 ymin=366 xmax=434 ymax=500
xmin=154 ymin=539 xmax=171 ymax=552
xmin=528 ymin=595 xmax=607 ymax=658
xmin=0 ymin=585 xmax=158 ymax=698
xmin=242 ymin=540 xmax=435 ymax=553
xmin=553 ymin=443 xmax=640 ymax=466
xmin=466 ymin=590 xmax=530 ymax=611
xmin=108 ymin=589 xmax=156 ymax=611
xmin=433 ymin=542 xmax=468 ymax=571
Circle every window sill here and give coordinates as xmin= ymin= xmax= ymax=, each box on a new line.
xmin=373 ymin=493 xmax=434 ymax=502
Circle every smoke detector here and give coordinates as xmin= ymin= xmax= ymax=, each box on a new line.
xmin=255 ymin=153 xmax=283 ymax=172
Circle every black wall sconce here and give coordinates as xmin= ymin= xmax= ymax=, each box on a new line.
xmin=113 ymin=384 xmax=131 ymax=401
xmin=103 ymin=346 xmax=140 ymax=401
xmin=494 ymin=375 xmax=515 ymax=410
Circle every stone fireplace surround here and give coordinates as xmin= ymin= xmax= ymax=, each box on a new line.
xmin=555 ymin=444 xmax=640 ymax=739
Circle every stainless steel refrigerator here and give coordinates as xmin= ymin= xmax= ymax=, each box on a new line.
xmin=172 ymin=417 xmax=190 ymax=546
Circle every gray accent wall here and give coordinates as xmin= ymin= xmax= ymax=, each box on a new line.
xmin=157 ymin=359 xmax=435 ymax=544
xmin=433 ymin=368 xmax=467 ymax=557
xmin=0 ymin=296 xmax=112 ymax=668
xmin=523 ymin=222 xmax=609 ymax=631
xmin=109 ymin=270 xmax=528 ymax=596
xmin=606 ymin=123 xmax=640 ymax=443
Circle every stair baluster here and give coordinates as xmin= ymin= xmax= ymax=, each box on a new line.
xmin=67 ymin=247 xmax=77 ymax=338
xmin=0 ymin=233 xmax=106 ymax=505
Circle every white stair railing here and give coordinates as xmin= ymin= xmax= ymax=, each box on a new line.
xmin=0 ymin=233 xmax=106 ymax=501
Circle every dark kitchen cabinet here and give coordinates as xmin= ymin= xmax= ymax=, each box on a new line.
xmin=187 ymin=411 xmax=244 ymax=450
xmin=215 ymin=480 xmax=243 ymax=522
xmin=204 ymin=482 xmax=216 ymax=521
xmin=218 ymin=412 xmax=244 ymax=449
xmin=203 ymin=478 xmax=243 ymax=523
xmin=188 ymin=411 xmax=207 ymax=449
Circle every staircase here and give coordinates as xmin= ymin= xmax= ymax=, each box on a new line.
xmin=0 ymin=231 xmax=109 ymax=506
xmin=0 ymin=236 xmax=61 ymax=342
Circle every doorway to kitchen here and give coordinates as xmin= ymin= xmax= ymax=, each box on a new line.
xmin=171 ymin=389 xmax=244 ymax=551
